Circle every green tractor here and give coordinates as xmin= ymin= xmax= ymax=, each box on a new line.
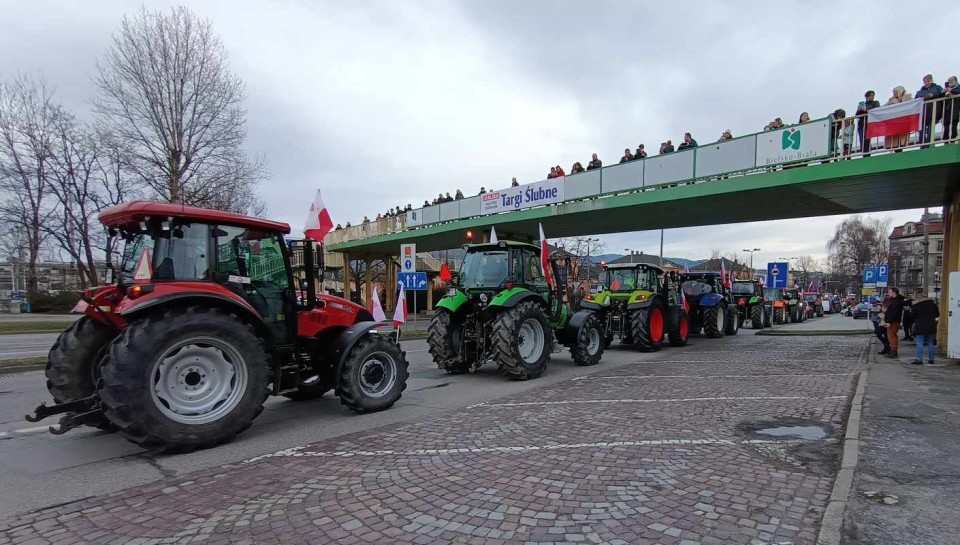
xmin=730 ymin=279 xmax=768 ymax=329
xmin=427 ymin=240 xmax=605 ymax=380
xmin=580 ymin=263 xmax=689 ymax=351
xmin=782 ymin=288 xmax=806 ymax=323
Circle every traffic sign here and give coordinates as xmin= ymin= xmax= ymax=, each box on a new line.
xmin=766 ymin=262 xmax=788 ymax=288
xmin=877 ymin=264 xmax=889 ymax=282
xmin=863 ymin=267 xmax=877 ymax=288
xmin=398 ymin=272 xmax=428 ymax=291
xmin=400 ymin=243 xmax=417 ymax=273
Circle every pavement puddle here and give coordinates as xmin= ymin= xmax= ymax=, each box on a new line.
xmin=755 ymin=425 xmax=828 ymax=440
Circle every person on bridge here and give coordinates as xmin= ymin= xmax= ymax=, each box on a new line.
xmin=511 ymin=178 xmax=519 ymax=187
xmin=855 ymin=91 xmax=881 ymax=155
xmin=678 ymin=133 xmax=698 ymax=151
xmin=717 ymin=129 xmax=733 ymax=142
xmin=916 ymin=74 xmax=944 ymax=146
xmin=547 ymin=166 xmax=557 ymax=179
xmin=633 ymin=144 xmax=647 ymax=159
xmin=571 ymin=161 xmax=585 ymax=173
xmin=798 ymin=112 xmax=811 ymax=124
xmin=619 ymin=148 xmax=634 ymax=163
xmin=885 ymin=287 xmax=905 ymax=358
xmin=883 ymin=86 xmax=913 ymax=150
xmin=555 ymin=164 xmax=566 ymax=177
xmin=944 ymin=76 xmax=959 ymax=142
xmin=660 ymin=140 xmax=675 ymax=154
xmin=910 ymin=288 xmax=939 ymax=365
xmin=587 ymin=153 xmax=602 ymax=170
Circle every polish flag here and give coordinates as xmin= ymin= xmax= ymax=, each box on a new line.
xmin=370 ymin=286 xmax=387 ymax=322
xmin=393 ymin=283 xmax=407 ymax=329
xmin=866 ymin=100 xmax=923 ymax=139
xmin=539 ymin=223 xmax=552 ymax=288
xmin=720 ymin=260 xmax=729 ymax=288
xmin=304 ymin=189 xmax=334 ymax=241
xmin=680 ymin=288 xmax=689 ymax=314
xmin=490 ymin=226 xmax=498 ymax=243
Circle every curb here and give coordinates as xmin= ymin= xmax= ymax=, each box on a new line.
xmin=816 ymin=340 xmax=871 ymax=545
xmin=0 ymin=364 xmax=45 ymax=375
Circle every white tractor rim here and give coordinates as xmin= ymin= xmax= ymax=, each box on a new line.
xmin=518 ymin=318 xmax=546 ymax=364
xmin=586 ymin=327 xmax=601 ymax=356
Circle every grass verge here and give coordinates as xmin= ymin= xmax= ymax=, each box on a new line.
xmin=0 ymin=356 xmax=47 ymax=374
xmin=0 ymin=322 xmax=73 ymax=335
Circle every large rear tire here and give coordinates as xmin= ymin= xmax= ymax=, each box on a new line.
xmin=668 ymin=309 xmax=690 ymax=347
xmin=337 ymin=334 xmax=408 ymax=413
xmin=703 ymin=305 xmax=725 ymax=338
xmin=751 ymin=304 xmax=764 ymax=330
xmin=632 ymin=301 xmax=665 ymax=352
xmin=427 ymin=310 xmax=471 ymax=374
xmin=45 ymin=317 xmax=118 ymax=429
xmin=491 ymin=300 xmax=551 ymax=380
xmin=725 ymin=307 xmax=739 ymax=335
xmin=570 ymin=313 xmax=604 ymax=366
xmin=98 ymin=307 xmax=270 ymax=453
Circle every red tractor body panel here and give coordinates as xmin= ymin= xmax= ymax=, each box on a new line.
xmin=297 ymin=294 xmax=374 ymax=337
xmin=99 ymin=201 xmax=291 ymax=233
xmin=113 ymin=281 xmax=260 ymax=316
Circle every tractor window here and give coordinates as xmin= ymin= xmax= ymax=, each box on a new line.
xmin=459 ymin=250 xmax=508 ymax=289
xmin=731 ymin=282 xmax=756 ymax=295
xmin=519 ymin=249 xmax=547 ymax=288
xmin=151 ymin=223 xmax=210 ymax=281
xmin=603 ymin=269 xmax=637 ymax=292
xmin=214 ymin=226 xmax=291 ymax=289
xmin=119 ymin=234 xmax=156 ymax=285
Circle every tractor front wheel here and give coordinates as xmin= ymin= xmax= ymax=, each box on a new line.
xmin=427 ymin=310 xmax=471 ymax=374
xmin=98 ymin=307 xmax=270 ymax=453
xmin=632 ymin=302 xmax=665 ymax=352
xmin=45 ymin=317 xmax=118 ymax=430
xmin=491 ymin=301 xmax=551 ymax=380
xmin=703 ymin=305 xmax=725 ymax=338
xmin=668 ymin=309 xmax=690 ymax=347
xmin=725 ymin=307 xmax=739 ymax=335
xmin=337 ymin=334 xmax=409 ymax=413
xmin=571 ymin=313 xmax=604 ymax=366
xmin=751 ymin=304 xmax=765 ymax=329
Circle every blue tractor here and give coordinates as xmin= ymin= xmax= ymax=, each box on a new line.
xmin=679 ymin=272 xmax=739 ymax=338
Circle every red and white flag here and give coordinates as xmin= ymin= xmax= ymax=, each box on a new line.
xmin=866 ymin=100 xmax=923 ymax=139
xmin=370 ymin=286 xmax=387 ymax=322
xmin=720 ymin=259 xmax=729 ymax=288
xmin=304 ymin=189 xmax=334 ymax=241
xmin=539 ymin=223 xmax=552 ymax=287
xmin=680 ymin=288 xmax=689 ymax=314
xmin=393 ymin=283 xmax=407 ymax=329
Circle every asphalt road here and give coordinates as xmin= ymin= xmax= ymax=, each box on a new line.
xmin=0 ymin=333 xmax=60 ymax=359
xmin=0 ymin=314 xmax=79 ymax=323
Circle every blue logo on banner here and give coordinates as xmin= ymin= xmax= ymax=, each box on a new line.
xmin=398 ymin=272 xmax=428 ymax=291
xmin=767 ymin=262 xmax=788 ymax=288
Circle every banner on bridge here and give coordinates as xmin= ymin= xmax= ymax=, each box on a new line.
xmin=755 ymin=118 xmax=830 ymax=167
xmin=481 ymin=178 xmax=564 ymax=215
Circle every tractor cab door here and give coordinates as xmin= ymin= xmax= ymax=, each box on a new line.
xmin=213 ymin=226 xmax=297 ymax=345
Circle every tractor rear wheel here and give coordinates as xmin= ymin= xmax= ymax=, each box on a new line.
xmin=725 ymin=307 xmax=739 ymax=335
xmin=492 ymin=301 xmax=551 ymax=380
xmin=751 ymin=304 xmax=764 ymax=329
xmin=668 ymin=309 xmax=690 ymax=347
xmin=98 ymin=307 xmax=270 ymax=453
xmin=337 ymin=334 xmax=408 ymax=413
xmin=570 ymin=312 xmax=604 ymax=366
xmin=632 ymin=301 xmax=665 ymax=352
xmin=703 ymin=305 xmax=725 ymax=338
xmin=45 ymin=317 xmax=118 ymax=430
xmin=764 ymin=308 xmax=772 ymax=328
xmin=427 ymin=310 xmax=471 ymax=374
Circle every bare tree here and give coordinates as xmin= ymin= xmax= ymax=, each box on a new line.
xmin=0 ymin=76 xmax=59 ymax=299
xmin=94 ymin=6 xmax=266 ymax=213
xmin=555 ymin=236 xmax=607 ymax=281
xmin=793 ymin=255 xmax=820 ymax=289
xmin=827 ymin=215 xmax=889 ymax=289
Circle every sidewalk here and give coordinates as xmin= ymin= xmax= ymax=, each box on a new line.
xmin=843 ymin=343 xmax=960 ymax=544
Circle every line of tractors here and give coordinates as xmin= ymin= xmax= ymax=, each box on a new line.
xmin=426 ymin=240 xmax=831 ymax=380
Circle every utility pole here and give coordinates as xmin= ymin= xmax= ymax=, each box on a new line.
xmin=922 ymin=207 xmax=930 ymax=297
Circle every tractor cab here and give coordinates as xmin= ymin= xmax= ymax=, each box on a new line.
xmin=595 ymin=263 xmax=663 ymax=302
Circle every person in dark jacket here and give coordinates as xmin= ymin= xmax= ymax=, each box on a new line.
xmin=873 ymin=297 xmax=892 ymax=355
xmin=901 ymin=295 xmax=914 ymax=341
xmin=678 ymin=132 xmax=698 ymax=151
xmin=619 ymin=148 xmax=633 ymax=163
xmin=587 ymin=153 xmax=602 ymax=170
xmin=855 ymin=91 xmax=881 ymax=155
xmin=884 ymin=287 xmax=905 ymax=358
xmin=910 ymin=289 xmax=940 ymax=365
xmin=916 ymin=74 xmax=944 ymax=146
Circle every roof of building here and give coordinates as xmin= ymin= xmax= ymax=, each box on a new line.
xmin=889 ymin=217 xmax=945 ymax=239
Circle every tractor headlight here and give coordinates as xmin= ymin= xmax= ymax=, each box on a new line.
xmin=479 ymin=293 xmax=488 ymax=303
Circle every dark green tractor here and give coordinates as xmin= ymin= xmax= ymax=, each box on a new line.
xmin=580 ymin=263 xmax=689 ymax=352
xmin=730 ymin=280 xmax=768 ymax=329
xmin=427 ymin=240 xmax=605 ymax=380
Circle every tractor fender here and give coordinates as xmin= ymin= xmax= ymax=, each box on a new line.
xmin=557 ymin=310 xmax=594 ymax=347
xmin=627 ymin=294 xmax=660 ymax=311
xmin=579 ymin=300 xmax=603 ymax=311
xmin=698 ymin=293 xmax=723 ymax=307
xmin=119 ymin=291 xmax=274 ymax=344
xmin=334 ymin=320 xmax=386 ymax=379
xmin=435 ymin=290 xmax=469 ymax=313
xmin=491 ymin=289 xmax=543 ymax=310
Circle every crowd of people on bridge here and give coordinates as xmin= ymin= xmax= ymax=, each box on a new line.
xmin=337 ymin=72 xmax=959 ymax=230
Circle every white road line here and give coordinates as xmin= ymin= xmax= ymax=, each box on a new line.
xmin=571 ymin=372 xmax=857 ymax=381
xmin=468 ymin=395 xmax=847 ymax=409
xmin=244 ymin=437 xmax=802 ymax=463
xmin=15 ymin=425 xmax=51 ymax=434
xmin=406 ymin=349 xmax=429 ymax=353
xmin=0 ymin=431 xmax=8 ymax=438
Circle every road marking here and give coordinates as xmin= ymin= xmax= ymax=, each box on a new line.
xmin=572 ymin=372 xmax=857 ymax=381
xmin=15 ymin=425 xmax=51 ymax=434
xmin=468 ymin=395 xmax=847 ymax=409
xmin=244 ymin=437 xmax=803 ymax=463
xmin=406 ymin=349 xmax=429 ymax=353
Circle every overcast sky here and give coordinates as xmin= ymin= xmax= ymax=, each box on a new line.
xmin=2 ymin=0 xmax=955 ymax=267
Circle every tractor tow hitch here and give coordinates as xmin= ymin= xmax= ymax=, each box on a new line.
xmin=25 ymin=395 xmax=103 ymax=435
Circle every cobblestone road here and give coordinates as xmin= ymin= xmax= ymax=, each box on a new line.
xmin=0 ymin=334 xmax=867 ymax=545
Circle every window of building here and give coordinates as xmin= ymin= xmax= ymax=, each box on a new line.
xmin=936 ymin=255 xmax=943 ymax=267
xmin=937 ymin=239 xmax=944 ymax=252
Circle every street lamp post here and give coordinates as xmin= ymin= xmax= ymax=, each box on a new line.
xmin=779 ymin=256 xmax=799 ymax=287
xmin=742 ymin=248 xmax=761 ymax=279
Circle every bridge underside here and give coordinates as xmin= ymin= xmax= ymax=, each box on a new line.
xmin=331 ymin=146 xmax=960 ymax=257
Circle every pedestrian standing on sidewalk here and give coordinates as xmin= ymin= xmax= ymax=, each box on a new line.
xmin=910 ymin=288 xmax=940 ymax=365
xmin=902 ymin=294 xmax=915 ymax=341
xmin=885 ymin=287 xmax=905 ymax=358
xmin=874 ymin=297 xmax=891 ymax=355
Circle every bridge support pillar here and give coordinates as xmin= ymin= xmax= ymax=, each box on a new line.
xmin=343 ymin=252 xmax=352 ymax=303
xmin=386 ymin=256 xmax=397 ymax=313
xmin=427 ymin=278 xmax=434 ymax=310
xmin=938 ymin=198 xmax=960 ymax=350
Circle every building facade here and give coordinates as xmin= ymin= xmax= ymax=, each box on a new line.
xmin=888 ymin=213 xmax=944 ymax=299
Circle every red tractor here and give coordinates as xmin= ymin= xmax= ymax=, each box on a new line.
xmin=28 ymin=201 xmax=408 ymax=453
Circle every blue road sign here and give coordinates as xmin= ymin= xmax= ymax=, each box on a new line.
xmin=863 ymin=267 xmax=877 ymax=286
xmin=877 ymin=264 xmax=888 ymax=283
xmin=398 ymin=272 xmax=428 ymax=291
xmin=767 ymin=262 xmax=788 ymax=288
